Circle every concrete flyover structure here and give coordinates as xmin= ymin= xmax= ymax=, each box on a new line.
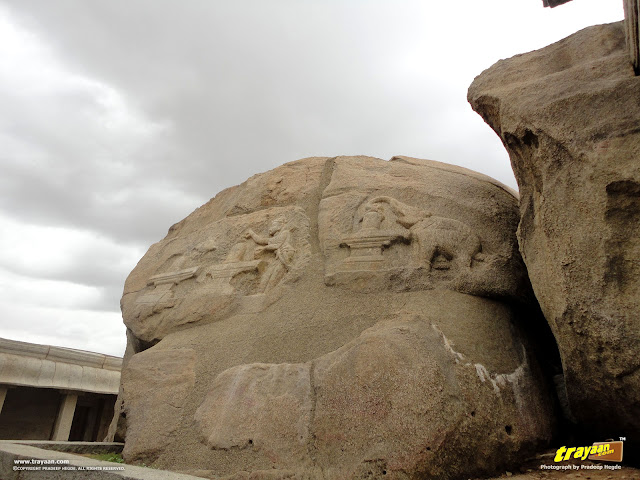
xmin=0 ymin=338 xmax=122 ymax=442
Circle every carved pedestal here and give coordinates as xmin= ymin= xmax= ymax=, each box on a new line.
xmin=137 ymin=266 xmax=200 ymax=305
xmin=203 ymin=260 xmax=262 ymax=296
xmin=339 ymin=231 xmax=398 ymax=271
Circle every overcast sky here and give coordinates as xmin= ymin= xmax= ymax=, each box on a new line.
xmin=0 ymin=1 xmax=624 ymax=357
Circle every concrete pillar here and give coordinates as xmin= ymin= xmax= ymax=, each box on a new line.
xmin=83 ymin=404 xmax=99 ymax=441
xmin=0 ymin=386 xmax=7 ymax=414
xmin=51 ymin=392 xmax=78 ymax=441
xmin=94 ymin=398 xmax=111 ymax=441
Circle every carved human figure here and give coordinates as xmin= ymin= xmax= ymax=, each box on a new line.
xmin=244 ymin=216 xmax=295 ymax=292
xmin=369 ymin=196 xmax=483 ymax=271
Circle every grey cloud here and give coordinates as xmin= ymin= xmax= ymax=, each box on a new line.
xmin=4 ymin=0 xmax=490 ymax=248
xmin=0 ymin=244 xmax=132 ymax=294
xmin=0 ymin=0 xmax=523 ymax=353
xmin=4 ymin=0 xmax=484 ymax=171
xmin=0 ymin=158 xmax=204 ymax=245
xmin=0 ymin=0 xmax=625 ymax=355
xmin=69 ymin=284 xmax=124 ymax=313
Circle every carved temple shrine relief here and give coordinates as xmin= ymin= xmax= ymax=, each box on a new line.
xmin=339 ymin=201 xmax=406 ymax=271
xmin=338 ymin=196 xmax=484 ymax=274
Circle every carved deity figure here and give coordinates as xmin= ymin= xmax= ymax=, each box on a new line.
xmin=369 ymin=196 xmax=483 ymax=271
xmin=244 ymin=216 xmax=295 ymax=292
xmin=360 ymin=202 xmax=386 ymax=232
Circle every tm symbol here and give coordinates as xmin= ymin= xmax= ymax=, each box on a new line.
xmin=620 ymin=437 xmax=626 ymax=441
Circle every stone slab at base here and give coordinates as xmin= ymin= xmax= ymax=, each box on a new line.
xmin=0 ymin=442 xmax=207 ymax=480
xmin=0 ymin=441 xmax=124 ymax=455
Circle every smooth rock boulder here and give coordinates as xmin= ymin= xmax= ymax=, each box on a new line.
xmin=468 ymin=22 xmax=640 ymax=439
xmin=117 ymin=156 xmax=555 ymax=479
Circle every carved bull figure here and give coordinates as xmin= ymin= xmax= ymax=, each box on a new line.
xmin=368 ymin=196 xmax=484 ymax=271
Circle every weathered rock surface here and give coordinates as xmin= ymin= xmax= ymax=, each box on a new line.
xmin=117 ymin=156 xmax=555 ymax=479
xmin=468 ymin=22 xmax=640 ymax=439
xmin=121 ymin=348 xmax=196 ymax=460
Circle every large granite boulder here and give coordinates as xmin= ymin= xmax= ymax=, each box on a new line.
xmin=117 ymin=156 xmax=555 ymax=479
xmin=468 ymin=22 xmax=640 ymax=440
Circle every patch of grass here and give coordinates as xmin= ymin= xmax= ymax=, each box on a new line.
xmin=85 ymin=452 xmax=124 ymax=463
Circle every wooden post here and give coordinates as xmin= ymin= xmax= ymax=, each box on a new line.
xmin=625 ymin=0 xmax=640 ymax=74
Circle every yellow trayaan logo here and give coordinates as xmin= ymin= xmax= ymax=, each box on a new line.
xmin=554 ymin=441 xmax=623 ymax=462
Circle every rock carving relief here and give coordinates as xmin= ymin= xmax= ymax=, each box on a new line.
xmin=136 ymin=256 xmax=198 ymax=309
xmin=328 ymin=196 xmax=486 ymax=291
xmin=338 ymin=196 xmax=484 ymax=272
xmin=339 ymin=201 xmax=407 ymax=271
xmin=132 ymin=208 xmax=310 ymax=323
xmin=244 ymin=215 xmax=296 ymax=293
xmin=370 ymin=196 xmax=485 ymax=271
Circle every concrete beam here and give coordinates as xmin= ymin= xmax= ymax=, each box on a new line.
xmin=542 ymin=0 xmax=573 ymax=7
xmin=0 ymin=338 xmax=122 ymax=371
xmin=0 ymin=352 xmax=121 ymax=395
xmin=0 ymin=337 xmax=121 ymax=395
xmin=51 ymin=393 xmax=78 ymax=441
